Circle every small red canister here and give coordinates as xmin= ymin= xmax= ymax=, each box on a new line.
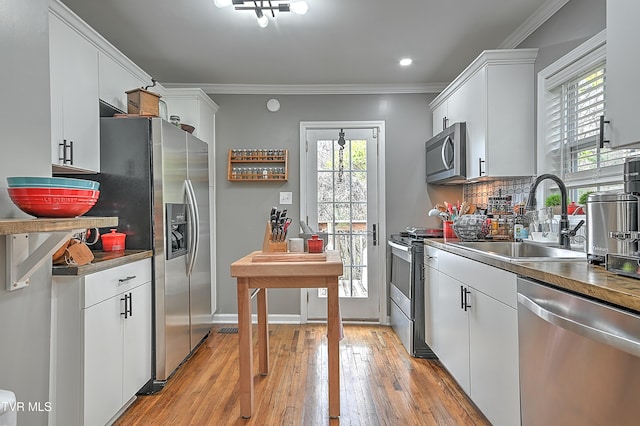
xmin=307 ymin=234 xmax=324 ymax=253
xmin=101 ymin=229 xmax=126 ymax=252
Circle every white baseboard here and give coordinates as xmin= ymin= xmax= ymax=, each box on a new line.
xmin=212 ymin=313 xmax=302 ymax=325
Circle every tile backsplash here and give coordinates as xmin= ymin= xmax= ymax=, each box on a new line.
xmin=462 ymin=176 xmax=586 ymax=247
xmin=463 ymin=177 xmax=535 ymax=210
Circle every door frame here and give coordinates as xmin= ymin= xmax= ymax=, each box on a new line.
xmin=299 ymin=120 xmax=387 ymax=324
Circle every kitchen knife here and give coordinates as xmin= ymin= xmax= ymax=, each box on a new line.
xmin=283 ymin=218 xmax=292 ymax=239
xmin=270 ymin=208 xmax=279 ymax=240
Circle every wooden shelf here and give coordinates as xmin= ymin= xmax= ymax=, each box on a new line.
xmin=228 ymin=149 xmax=288 ymax=181
xmin=0 ymin=216 xmax=118 ymax=235
xmin=2 ymin=216 xmax=118 ymax=291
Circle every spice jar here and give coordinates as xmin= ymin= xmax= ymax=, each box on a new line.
xmin=307 ymin=234 xmax=324 ymax=253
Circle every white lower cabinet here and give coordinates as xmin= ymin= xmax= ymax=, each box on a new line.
xmin=432 ymin=249 xmax=520 ymax=426
xmin=434 ymin=272 xmax=471 ymax=393
xmin=51 ymin=258 xmax=152 ymax=426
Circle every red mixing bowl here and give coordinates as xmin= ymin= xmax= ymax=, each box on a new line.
xmin=7 ymin=187 xmax=99 ymax=197
xmin=7 ymin=188 xmax=99 ymax=218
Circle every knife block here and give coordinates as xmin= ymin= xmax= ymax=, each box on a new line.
xmin=262 ymin=222 xmax=287 ymax=253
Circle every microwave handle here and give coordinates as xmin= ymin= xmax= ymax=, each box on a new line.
xmin=441 ymin=135 xmax=453 ymax=170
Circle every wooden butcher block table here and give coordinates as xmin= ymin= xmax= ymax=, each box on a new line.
xmin=230 ymin=250 xmax=344 ymax=419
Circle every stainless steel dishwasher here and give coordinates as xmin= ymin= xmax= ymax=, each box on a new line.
xmin=517 ymin=277 xmax=640 ymax=425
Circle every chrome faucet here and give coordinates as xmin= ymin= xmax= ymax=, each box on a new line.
xmin=525 ymin=174 xmax=579 ymax=249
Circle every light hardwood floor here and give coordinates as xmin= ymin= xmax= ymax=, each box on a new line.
xmin=114 ymin=324 xmax=489 ymax=426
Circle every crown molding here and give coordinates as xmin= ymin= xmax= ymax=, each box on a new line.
xmin=499 ymin=0 xmax=571 ymax=49
xmin=162 ymin=83 xmax=448 ymax=95
xmin=163 ymin=87 xmax=220 ymax=112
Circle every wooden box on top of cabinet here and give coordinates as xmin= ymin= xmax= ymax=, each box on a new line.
xmin=126 ymin=88 xmax=161 ymax=116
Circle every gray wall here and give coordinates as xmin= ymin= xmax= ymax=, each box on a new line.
xmin=518 ymin=0 xmax=606 ymax=149
xmin=0 ymin=0 xmax=55 ymax=424
xmin=211 ymin=93 xmax=462 ymax=316
xmin=519 ymin=0 xmax=606 ymax=73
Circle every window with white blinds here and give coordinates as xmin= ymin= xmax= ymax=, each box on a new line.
xmin=540 ymin=31 xmax=636 ymax=194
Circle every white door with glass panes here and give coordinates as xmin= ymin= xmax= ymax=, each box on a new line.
xmin=301 ymin=123 xmax=382 ymax=321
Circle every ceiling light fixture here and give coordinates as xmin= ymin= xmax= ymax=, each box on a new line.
xmin=214 ymin=0 xmax=309 ymax=28
xmin=399 ymin=58 xmax=413 ymax=66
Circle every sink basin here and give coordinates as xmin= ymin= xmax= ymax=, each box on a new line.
xmin=448 ymin=241 xmax=586 ymax=262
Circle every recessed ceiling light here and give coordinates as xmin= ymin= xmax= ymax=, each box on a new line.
xmin=399 ymin=58 xmax=413 ymax=66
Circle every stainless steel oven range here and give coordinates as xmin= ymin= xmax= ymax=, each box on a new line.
xmin=388 ymin=231 xmax=437 ymax=358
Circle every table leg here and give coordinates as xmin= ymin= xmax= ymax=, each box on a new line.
xmin=327 ymin=277 xmax=340 ymax=418
xmin=257 ymin=288 xmax=269 ymax=375
xmin=237 ymin=278 xmax=253 ymax=419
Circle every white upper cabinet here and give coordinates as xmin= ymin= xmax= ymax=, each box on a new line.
xmin=605 ymin=2 xmax=640 ymax=148
xmin=432 ymin=102 xmax=449 ymax=136
xmin=98 ymin=51 xmax=149 ymax=113
xmin=162 ymin=88 xmax=219 ymax=146
xmin=429 ymin=49 xmax=538 ymax=180
xmin=49 ymin=11 xmax=100 ymax=173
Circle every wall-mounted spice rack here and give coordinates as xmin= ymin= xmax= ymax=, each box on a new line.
xmin=227 ymin=148 xmax=288 ymax=181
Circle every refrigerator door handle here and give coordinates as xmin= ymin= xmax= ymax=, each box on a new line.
xmin=185 ymin=179 xmax=200 ymax=277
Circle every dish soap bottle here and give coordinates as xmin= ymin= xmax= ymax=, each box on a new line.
xmin=513 ymin=214 xmax=528 ymax=241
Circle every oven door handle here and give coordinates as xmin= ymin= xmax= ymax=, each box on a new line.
xmin=388 ymin=241 xmax=412 ymax=263
xmin=388 ymin=241 xmax=410 ymax=252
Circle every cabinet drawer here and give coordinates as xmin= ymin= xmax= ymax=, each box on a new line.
xmin=439 ymin=251 xmax=517 ymax=308
xmin=83 ymin=259 xmax=151 ymax=308
xmin=424 ymin=245 xmax=439 ymax=269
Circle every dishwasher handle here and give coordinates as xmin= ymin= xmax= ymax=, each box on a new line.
xmin=518 ymin=292 xmax=640 ymax=359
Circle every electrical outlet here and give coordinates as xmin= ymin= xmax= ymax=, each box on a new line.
xmin=279 ymin=191 xmax=292 ymax=205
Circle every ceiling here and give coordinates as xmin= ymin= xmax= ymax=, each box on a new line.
xmin=59 ymin=0 xmax=559 ymax=93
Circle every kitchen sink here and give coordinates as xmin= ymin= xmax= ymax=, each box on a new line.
xmin=448 ymin=241 xmax=586 ymax=262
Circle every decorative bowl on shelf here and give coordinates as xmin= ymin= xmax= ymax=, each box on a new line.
xmin=7 ymin=176 xmax=100 ymax=190
xmin=452 ymin=214 xmax=489 ymax=241
xmin=181 ymin=124 xmax=195 ymax=134
xmin=7 ymin=187 xmax=100 ymax=218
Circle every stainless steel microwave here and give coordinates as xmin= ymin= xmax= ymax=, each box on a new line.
xmin=425 ymin=122 xmax=467 ymax=184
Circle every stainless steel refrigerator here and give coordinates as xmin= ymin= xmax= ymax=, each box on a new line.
xmin=90 ymin=117 xmax=211 ymax=390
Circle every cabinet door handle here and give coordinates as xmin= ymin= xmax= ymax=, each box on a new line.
xmin=460 ymin=285 xmax=465 ymax=310
xmin=128 ymin=293 xmax=133 ymax=317
xmin=478 ymin=158 xmax=485 ymax=176
xmin=464 ymin=288 xmax=471 ymax=311
xmin=599 ymin=115 xmax=610 ymax=148
xmin=121 ymin=295 xmax=129 ymax=319
xmin=443 ymin=116 xmax=448 ymax=131
xmin=59 ymin=139 xmax=73 ymax=164
xmin=118 ymin=275 xmax=137 ymax=283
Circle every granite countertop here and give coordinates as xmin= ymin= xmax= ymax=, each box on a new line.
xmin=52 ymin=249 xmax=153 ymax=276
xmin=425 ymin=239 xmax=640 ymax=314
